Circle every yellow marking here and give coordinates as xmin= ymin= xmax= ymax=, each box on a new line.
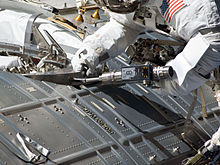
xmin=90 ymin=101 xmax=104 ymax=112
xmin=136 ymin=83 xmax=149 ymax=94
xmin=142 ymin=66 xmax=148 ymax=78
xmin=199 ymin=87 xmax=208 ymax=118
xmin=73 ymin=106 xmax=86 ymax=117
xmin=48 ymin=16 xmax=84 ymax=39
xmin=117 ymin=95 xmax=129 ymax=105
xmin=132 ymin=93 xmax=142 ymax=101
xmin=102 ymin=98 xmax=116 ymax=109
xmin=80 ymin=4 xmax=99 ymax=11
xmin=118 ymin=55 xmax=127 ymax=62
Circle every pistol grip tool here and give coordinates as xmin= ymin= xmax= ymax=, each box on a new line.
xmin=74 ymin=64 xmax=173 ymax=85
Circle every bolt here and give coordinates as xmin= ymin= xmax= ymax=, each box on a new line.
xmin=149 ymin=155 xmax=156 ymax=161
xmin=172 ymin=147 xmax=180 ymax=153
xmin=73 ymin=98 xmax=79 ymax=104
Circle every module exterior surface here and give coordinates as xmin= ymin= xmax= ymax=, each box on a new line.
xmin=0 ymin=56 xmax=219 ymax=164
xmin=0 ymin=1 xmax=219 ymax=164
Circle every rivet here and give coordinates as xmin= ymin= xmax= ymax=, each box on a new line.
xmin=149 ymin=155 xmax=156 ymax=161
xmin=172 ymin=147 xmax=180 ymax=153
xmin=73 ymin=98 xmax=78 ymax=104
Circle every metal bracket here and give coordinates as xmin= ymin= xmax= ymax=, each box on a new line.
xmin=24 ymin=13 xmax=42 ymax=46
xmin=16 ymin=133 xmax=50 ymax=162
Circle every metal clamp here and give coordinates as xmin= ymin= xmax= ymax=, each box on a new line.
xmin=16 ymin=133 xmax=50 ymax=162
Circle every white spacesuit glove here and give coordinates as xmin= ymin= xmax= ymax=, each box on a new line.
xmin=71 ymin=44 xmax=105 ymax=76
xmin=204 ymin=127 xmax=220 ymax=152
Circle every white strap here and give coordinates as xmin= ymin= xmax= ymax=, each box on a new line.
xmin=168 ymin=32 xmax=210 ymax=85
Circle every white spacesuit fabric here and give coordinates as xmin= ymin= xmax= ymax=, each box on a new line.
xmin=168 ymin=33 xmax=210 ymax=85
xmin=0 ymin=10 xmax=31 ymax=46
xmin=71 ymin=13 xmax=143 ymax=73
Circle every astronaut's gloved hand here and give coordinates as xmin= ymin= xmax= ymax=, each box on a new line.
xmin=71 ymin=44 xmax=106 ymax=77
xmin=204 ymin=127 xmax=220 ymax=152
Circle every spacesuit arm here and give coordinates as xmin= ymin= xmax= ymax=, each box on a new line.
xmin=205 ymin=127 xmax=220 ymax=152
xmin=71 ymin=12 xmax=145 ymax=73
xmin=153 ymin=32 xmax=213 ymax=96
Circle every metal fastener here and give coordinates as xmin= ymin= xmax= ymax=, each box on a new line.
xmin=172 ymin=147 xmax=180 ymax=153
xmin=149 ymin=155 xmax=156 ymax=161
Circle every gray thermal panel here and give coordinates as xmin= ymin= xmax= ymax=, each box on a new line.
xmin=0 ymin=69 xmax=219 ymax=165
